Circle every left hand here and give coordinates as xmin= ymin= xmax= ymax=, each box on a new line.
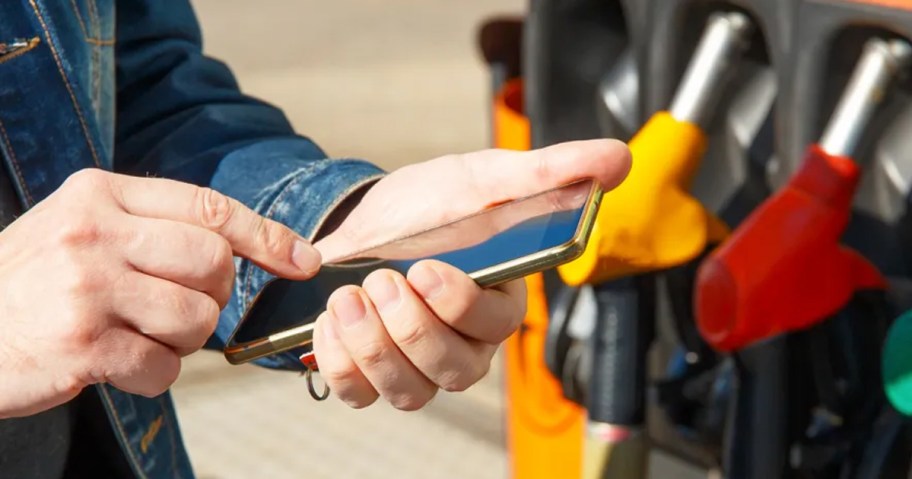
xmin=312 ymin=139 xmax=631 ymax=410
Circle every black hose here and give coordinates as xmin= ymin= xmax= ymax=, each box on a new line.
xmin=587 ymin=276 xmax=654 ymax=425
xmin=723 ymin=337 xmax=790 ymax=479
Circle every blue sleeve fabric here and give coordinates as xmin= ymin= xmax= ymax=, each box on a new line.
xmin=114 ymin=0 xmax=386 ymax=370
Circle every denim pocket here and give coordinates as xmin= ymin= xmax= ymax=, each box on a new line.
xmin=0 ymin=37 xmax=41 ymax=66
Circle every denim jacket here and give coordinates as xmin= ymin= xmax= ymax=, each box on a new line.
xmin=0 ymin=1 xmax=385 ymax=477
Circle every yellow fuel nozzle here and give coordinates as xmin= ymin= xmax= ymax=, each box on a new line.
xmin=558 ymin=11 xmax=752 ymax=287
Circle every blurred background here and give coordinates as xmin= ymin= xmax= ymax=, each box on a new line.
xmin=172 ymin=1 xmax=522 ymax=478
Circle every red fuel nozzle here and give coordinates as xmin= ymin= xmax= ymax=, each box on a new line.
xmin=695 ymin=145 xmax=885 ymax=351
xmin=695 ymin=38 xmax=911 ymax=352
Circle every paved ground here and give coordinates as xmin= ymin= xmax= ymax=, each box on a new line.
xmin=172 ymin=2 xmax=706 ymax=478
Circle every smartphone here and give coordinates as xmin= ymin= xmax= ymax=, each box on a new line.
xmin=223 ymin=178 xmax=602 ymax=365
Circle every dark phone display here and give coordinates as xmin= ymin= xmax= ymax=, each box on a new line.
xmin=230 ymin=180 xmax=594 ymax=346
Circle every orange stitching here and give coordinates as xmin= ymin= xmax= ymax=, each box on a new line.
xmin=86 ymin=0 xmax=100 ymax=39
xmin=29 ymin=0 xmax=102 ymax=168
xmin=67 ymin=0 xmax=89 ymax=38
xmin=97 ymin=386 xmax=152 ymax=479
xmin=0 ymin=37 xmax=41 ymax=66
xmin=0 ymin=118 xmax=35 ymax=205
xmin=139 ymin=415 xmax=163 ymax=454
xmin=86 ymin=38 xmax=115 ymax=46
xmin=68 ymin=0 xmax=114 ymax=44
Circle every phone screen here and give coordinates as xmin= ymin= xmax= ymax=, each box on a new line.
xmin=228 ymin=179 xmax=596 ymax=350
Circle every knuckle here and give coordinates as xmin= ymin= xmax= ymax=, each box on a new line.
xmin=56 ymin=373 xmax=88 ymax=396
xmin=195 ymin=187 xmax=235 ymax=231
xmin=206 ymin=235 xmax=235 ymax=275
xmin=256 ymin=219 xmax=291 ymax=259
xmin=353 ymin=340 xmax=386 ymax=369
xmin=472 ymin=359 xmax=492 ymax=385
xmin=62 ymin=168 xmax=108 ymax=192
xmin=144 ymin=354 xmax=181 ymax=398
xmin=491 ymin=308 xmax=524 ymax=344
xmin=439 ymin=367 xmax=475 ymax=393
xmin=514 ymin=300 xmax=527 ymax=326
xmin=319 ymin=363 xmax=358 ymax=388
xmin=58 ymin=309 xmax=102 ymax=348
xmin=63 ymin=262 xmax=104 ymax=298
xmin=444 ymin=289 xmax=481 ymax=330
xmin=161 ymin=357 xmax=182 ymax=390
xmin=201 ymin=297 xmax=221 ymax=329
xmin=318 ymin=364 xmax=347 ymax=385
xmin=509 ymin=300 xmax=526 ymax=328
xmin=167 ymin=289 xmax=196 ymax=320
xmin=453 ymin=278 xmax=482 ymax=311
xmin=56 ymin=218 xmax=102 ymax=248
xmin=337 ymin=390 xmax=379 ymax=410
xmin=508 ymin=301 xmax=526 ymax=333
xmin=83 ymin=364 xmax=110 ymax=386
xmin=439 ymin=375 xmax=468 ymax=393
xmin=192 ymin=297 xmax=221 ymax=348
xmin=172 ymin=292 xmax=219 ymax=347
xmin=205 ymin=236 xmax=236 ymax=307
xmin=392 ymin=320 xmax=427 ymax=350
xmin=389 ymin=389 xmax=435 ymax=412
xmin=441 ymin=361 xmax=489 ymax=393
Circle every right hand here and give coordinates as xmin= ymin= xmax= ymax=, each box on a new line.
xmin=0 ymin=169 xmax=320 ymax=418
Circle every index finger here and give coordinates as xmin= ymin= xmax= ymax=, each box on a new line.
xmin=469 ymin=139 xmax=632 ymax=202
xmin=106 ymin=173 xmax=320 ymax=279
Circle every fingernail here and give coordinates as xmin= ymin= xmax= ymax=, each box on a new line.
xmin=331 ymin=291 xmax=366 ymax=328
xmin=293 ymin=240 xmax=321 ymax=274
xmin=364 ymin=274 xmax=401 ymax=313
xmin=410 ymin=263 xmax=444 ymax=300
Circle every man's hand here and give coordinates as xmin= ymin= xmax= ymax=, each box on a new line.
xmin=0 ymin=169 xmax=320 ymax=418
xmin=312 ymin=139 xmax=631 ymax=410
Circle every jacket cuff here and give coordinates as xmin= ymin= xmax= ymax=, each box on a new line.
xmin=207 ymin=139 xmax=385 ymax=370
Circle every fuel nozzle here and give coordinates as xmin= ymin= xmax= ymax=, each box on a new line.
xmin=884 ymin=310 xmax=912 ymax=416
xmin=565 ymin=13 xmax=753 ymax=479
xmin=695 ymin=37 xmax=910 ymax=352
xmin=558 ymin=11 xmax=752 ymax=286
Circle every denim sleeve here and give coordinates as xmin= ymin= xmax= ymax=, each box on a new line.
xmin=114 ymin=0 xmax=386 ymax=370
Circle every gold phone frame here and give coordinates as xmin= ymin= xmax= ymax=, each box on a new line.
xmin=223 ymin=179 xmax=603 ymax=365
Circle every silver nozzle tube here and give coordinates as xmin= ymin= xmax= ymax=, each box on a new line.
xmin=669 ymin=11 xmax=754 ymax=127
xmin=819 ymin=38 xmax=912 ymax=158
xmin=598 ymin=48 xmax=640 ymax=136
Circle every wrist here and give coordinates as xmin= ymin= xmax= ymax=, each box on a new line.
xmin=313 ymin=179 xmax=377 ymax=243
